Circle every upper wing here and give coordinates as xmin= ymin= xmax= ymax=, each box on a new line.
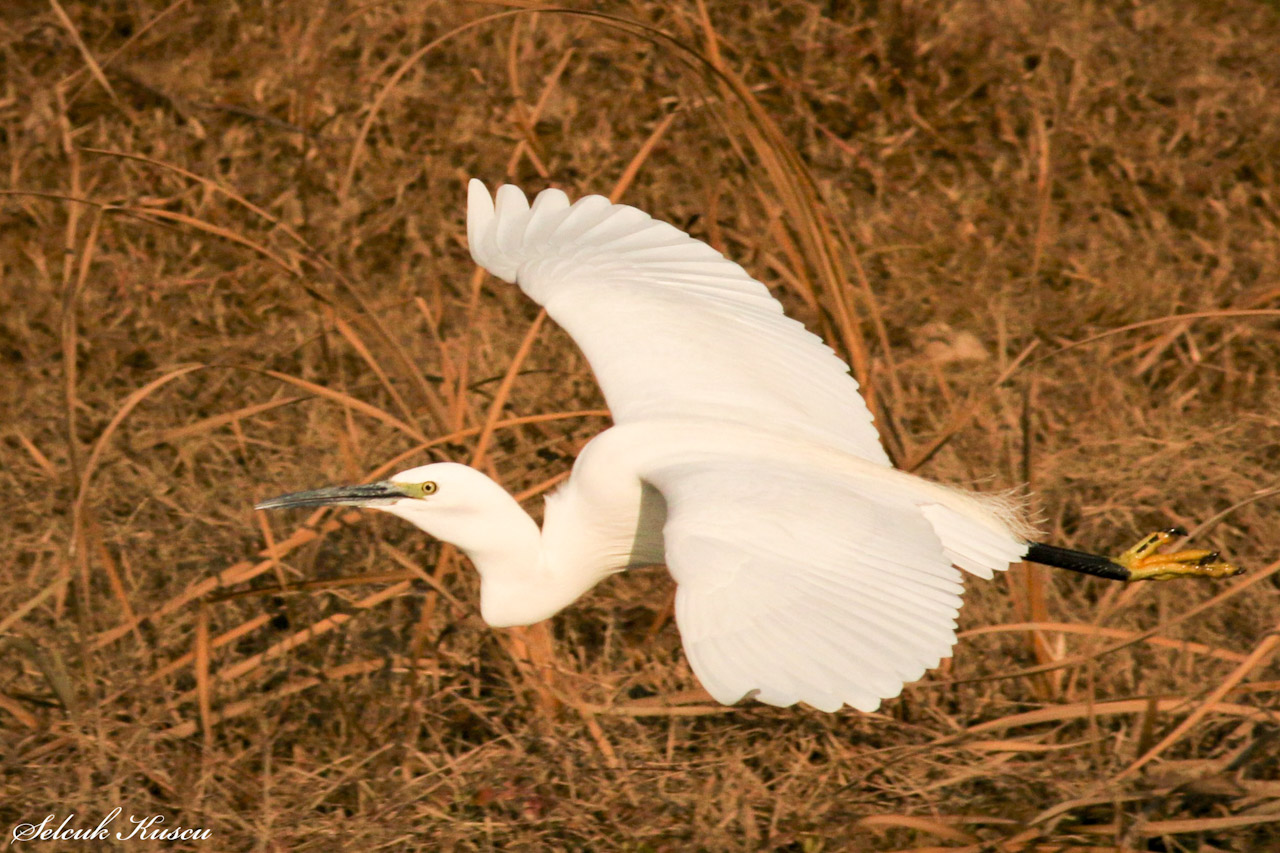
xmin=467 ymin=180 xmax=890 ymax=465
xmin=646 ymin=459 xmax=974 ymax=713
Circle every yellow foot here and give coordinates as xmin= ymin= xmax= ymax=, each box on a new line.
xmin=1115 ymin=528 xmax=1243 ymax=582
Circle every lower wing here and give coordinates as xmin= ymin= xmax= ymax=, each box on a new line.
xmin=646 ymin=459 xmax=1022 ymax=712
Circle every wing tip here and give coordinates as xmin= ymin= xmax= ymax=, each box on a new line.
xmin=468 ymin=179 xmax=534 ymax=282
xmin=466 ymin=178 xmax=495 ymax=268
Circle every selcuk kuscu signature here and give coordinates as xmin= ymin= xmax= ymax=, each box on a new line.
xmin=11 ymin=808 xmax=211 ymax=843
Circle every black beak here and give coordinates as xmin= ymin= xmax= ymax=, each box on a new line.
xmin=255 ymin=481 xmax=411 ymax=511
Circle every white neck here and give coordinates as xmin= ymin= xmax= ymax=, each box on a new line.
xmin=381 ymin=475 xmax=604 ymax=627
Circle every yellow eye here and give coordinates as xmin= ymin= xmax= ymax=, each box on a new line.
xmin=421 ymin=481 xmax=437 ymax=496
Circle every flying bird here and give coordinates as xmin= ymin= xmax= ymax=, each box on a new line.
xmin=257 ymin=180 xmax=1240 ymax=712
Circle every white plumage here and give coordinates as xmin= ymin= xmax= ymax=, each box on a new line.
xmin=469 ymin=180 xmax=1032 ymax=711
xmin=466 ymin=180 xmax=893 ymax=466
xmin=260 ymin=180 xmax=1041 ymax=713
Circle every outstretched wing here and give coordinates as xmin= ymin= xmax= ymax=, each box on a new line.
xmin=467 ymin=180 xmax=890 ymax=465
xmin=646 ymin=459 xmax=976 ymax=712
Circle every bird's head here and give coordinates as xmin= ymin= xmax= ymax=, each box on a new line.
xmin=254 ymin=462 xmax=500 ymax=516
xmin=255 ymin=461 xmax=539 ymax=558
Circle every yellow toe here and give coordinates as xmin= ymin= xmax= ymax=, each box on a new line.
xmin=1115 ymin=530 xmax=1242 ymax=582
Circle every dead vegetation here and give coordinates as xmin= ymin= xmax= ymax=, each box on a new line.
xmin=2 ymin=0 xmax=1279 ymax=849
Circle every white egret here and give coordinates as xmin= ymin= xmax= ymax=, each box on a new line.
xmin=257 ymin=180 xmax=1240 ymax=712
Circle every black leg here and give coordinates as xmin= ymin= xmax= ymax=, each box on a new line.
xmin=1025 ymin=542 xmax=1131 ymax=581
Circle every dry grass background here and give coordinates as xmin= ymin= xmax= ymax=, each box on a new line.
xmin=2 ymin=0 xmax=1279 ymax=849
